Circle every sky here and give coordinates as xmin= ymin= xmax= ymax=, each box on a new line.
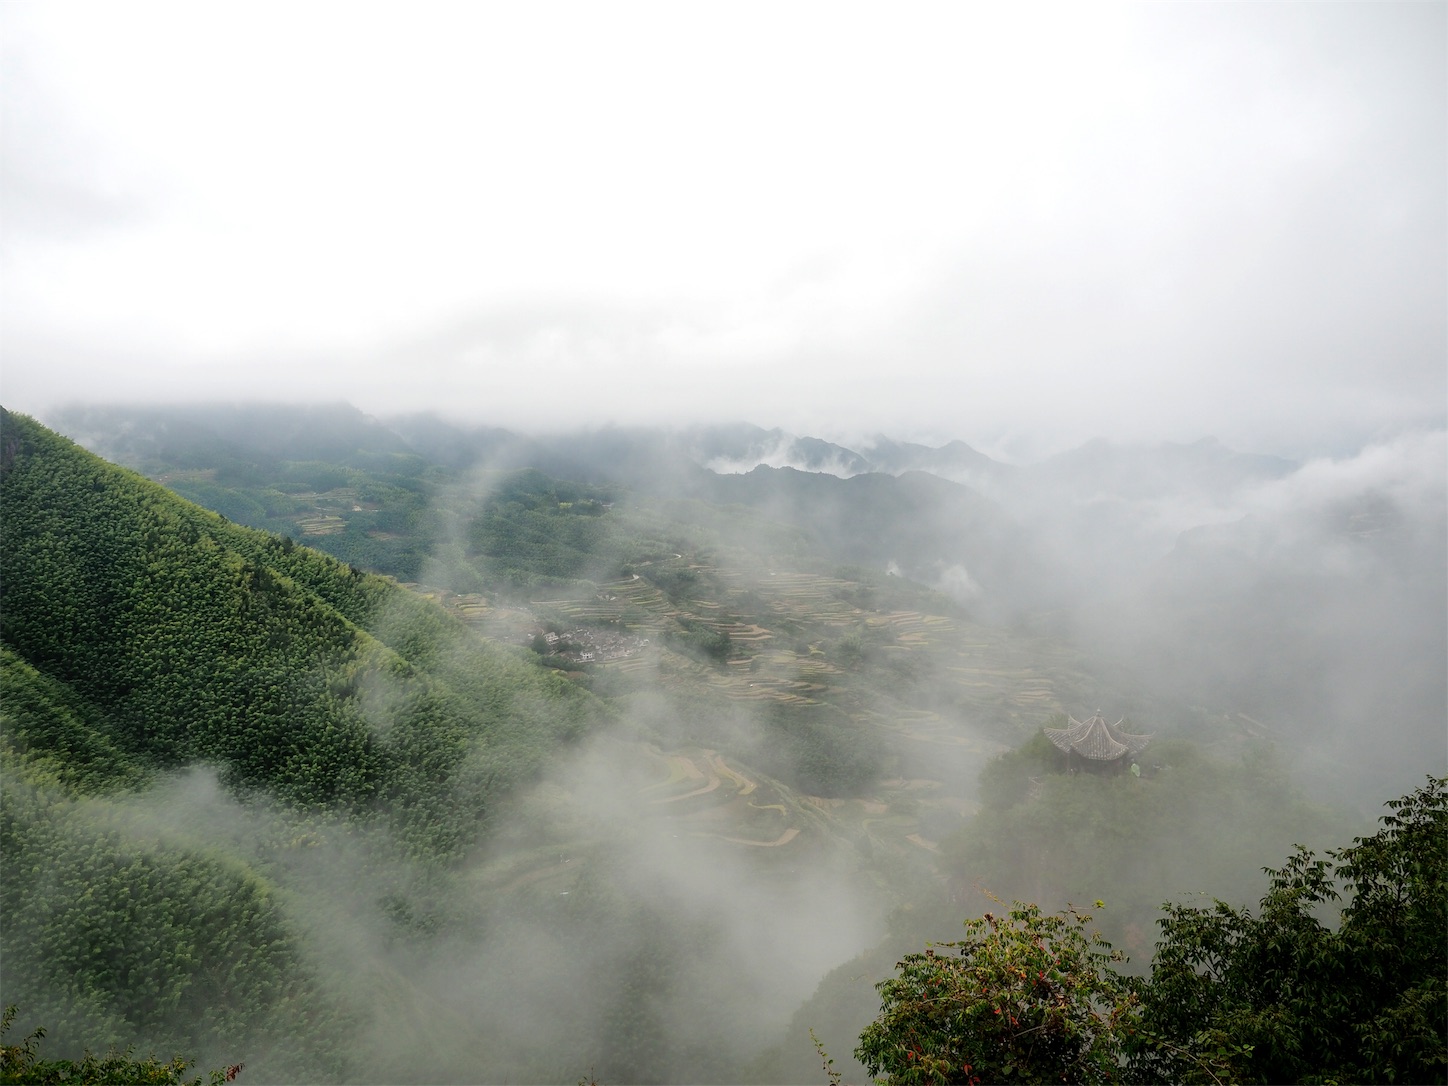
xmin=1 ymin=1 xmax=1443 ymax=460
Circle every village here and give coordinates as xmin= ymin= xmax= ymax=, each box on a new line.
xmin=533 ymin=625 xmax=652 ymax=664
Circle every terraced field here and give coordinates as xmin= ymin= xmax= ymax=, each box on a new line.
xmin=296 ymin=513 xmax=348 ymax=536
xmin=397 ymin=554 xmax=1124 ymax=871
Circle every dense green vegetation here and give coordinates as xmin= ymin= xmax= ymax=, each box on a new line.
xmin=751 ymin=731 xmax=1373 ymax=1084
xmin=1138 ymin=776 xmax=1448 ymax=1084
xmin=0 ymin=409 xmax=603 ymax=857
xmin=750 ymin=699 xmax=887 ymax=797
xmin=853 ymin=777 xmax=1447 ymax=1085
xmin=2 ymin=409 xmax=893 ymax=1083
xmin=1 ymin=1005 xmax=234 ymax=1086
xmin=51 ymin=404 xmax=689 ymax=595
xmin=1 ymin=648 xmax=144 ymax=793
xmin=0 ymin=410 xmax=613 ymax=1078
xmin=64 ymin=403 xmax=446 ymax=582
xmin=939 ymin=731 xmax=1346 ymax=956
xmin=0 ymin=775 xmax=345 ymax=1081
xmin=464 ymin=469 xmax=621 ymax=592
xmin=853 ymin=902 xmax=1141 ymax=1086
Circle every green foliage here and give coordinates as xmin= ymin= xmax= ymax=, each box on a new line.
xmin=50 ymin=405 xmax=444 ymax=584
xmin=855 ymin=902 xmax=1141 ymax=1085
xmin=832 ymin=631 xmax=867 ymax=671
xmin=0 ymin=410 xmax=605 ymax=857
xmin=1137 ymin=775 xmax=1448 ymax=1085
xmin=974 ymin=727 xmax=1064 ymax=811
xmin=941 ymin=735 xmax=1339 ymax=952
xmin=465 ymin=469 xmax=623 ymax=592
xmin=749 ymin=700 xmax=887 ymax=797
xmin=0 ymin=409 xmax=623 ymax=1081
xmin=863 ymin=779 xmax=1448 ymax=1086
xmin=0 ymin=648 xmax=142 ymax=793
xmin=165 ymin=481 xmax=272 ymax=529
xmin=648 ymin=566 xmax=699 ymax=602
xmin=0 ymin=1006 xmax=232 ymax=1086
xmin=0 ymin=778 xmax=345 ymax=1081
xmin=663 ymin=617 xmax=732 ymax=665
xmin=26 ymin=405 xmax=1437 ymax=1085
xmin=812 ymin=1028 xmax=843 ymax=1086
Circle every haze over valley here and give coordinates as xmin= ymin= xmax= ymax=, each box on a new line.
xmin=1 ymin=3 xmax=1443 ymax=1083
xmin=2 ymin=401 xmax=1442 ymax=1081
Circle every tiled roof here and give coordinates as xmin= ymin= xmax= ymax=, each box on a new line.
xmin=1044 ymin=711 xmax=1152 ymax=761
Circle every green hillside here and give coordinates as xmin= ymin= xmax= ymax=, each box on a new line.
xmin=0 ymin=771 xmax=349 ymax=1081
xmin=0 ymin=410 xmax=615 ymax=1079
xmin=0 ymin=408 xmax=604 ymax=857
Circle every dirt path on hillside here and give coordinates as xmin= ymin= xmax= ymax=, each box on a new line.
xmin=709 ymin=752 xmax=756 ymax=795
xmin=707 ymin=827 xmax=801 ymax=847
xmin=660 ymin=775 xmax=722 ymax=802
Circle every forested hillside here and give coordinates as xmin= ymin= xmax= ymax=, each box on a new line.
xmin=1 ymin=408 xmax=602 ymax=855
xmin=0 ymin=409 xmax=610 ymax=1079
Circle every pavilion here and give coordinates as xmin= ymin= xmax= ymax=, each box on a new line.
xmin=1044 ymin=710 xmax=1151 ymax=771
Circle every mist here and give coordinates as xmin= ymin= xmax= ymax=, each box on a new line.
xmin=2 ymin=3 xmax=1443 ymax=460
xmin=11 ymin=396 xmax=1442 ymax=1082
xmin=36 ymin=731 xmax=893 ymax=1082
xmin=2 ymin=1 xmax=1444 ymax=1082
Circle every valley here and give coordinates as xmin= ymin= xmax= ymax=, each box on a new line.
xmin=2 ymin=403 xmax=1443 ymax=1084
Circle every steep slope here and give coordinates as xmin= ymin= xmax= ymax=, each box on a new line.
xmin=0 ymin=408 xmax=605 ymax=857
xmin=0 ymin=408 xmax=621 ymax=1080
xmin=0 ymin=770 xmax=350 ymax=1081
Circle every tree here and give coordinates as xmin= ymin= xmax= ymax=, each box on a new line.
xmin=1137 ymin=775 xmax=1447 ymax=1085
xmin=854 ymin=902 xmax=1141 ymax=1085
xmin=856 ymin=778 xmax=1447 ymax=1085
xmin=0 ymin=1006 xmax=239 ymax=1086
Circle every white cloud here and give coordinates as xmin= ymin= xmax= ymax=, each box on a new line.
xmin=1 ymin=2 xmax=1442 ymax=457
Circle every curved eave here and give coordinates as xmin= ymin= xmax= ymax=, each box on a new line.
xmin=1044 ymin=713 xmax=1153 ymax=761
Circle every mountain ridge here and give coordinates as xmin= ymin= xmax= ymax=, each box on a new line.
xmin=48 ymin=399 xmax=1311 ymax=487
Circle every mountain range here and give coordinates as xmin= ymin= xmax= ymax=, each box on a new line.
xmin=4 ymin=401 xmax=1442 ymax=1082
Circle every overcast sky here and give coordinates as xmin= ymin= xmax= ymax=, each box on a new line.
xmin=1 ymin=2 xmax=1443 ymax=459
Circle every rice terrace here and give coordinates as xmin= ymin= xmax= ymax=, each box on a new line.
xmin=404 ymin=545 xmax=1115 ymax=870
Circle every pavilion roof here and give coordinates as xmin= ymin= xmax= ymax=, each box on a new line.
xmin=1044 ymin=711 xmax=1152 ymax=761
